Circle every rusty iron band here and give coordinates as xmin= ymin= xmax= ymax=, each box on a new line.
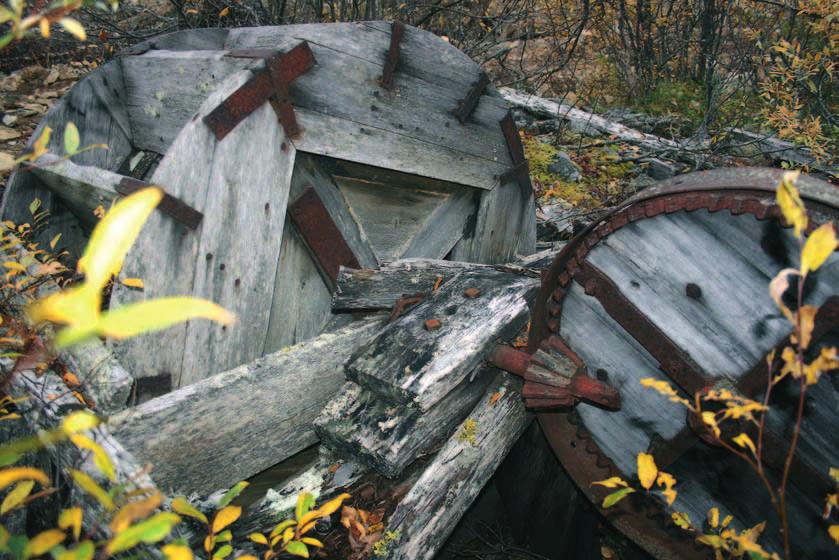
xmin=380 ymin=22 xmax=404 ymax=90
xmin=117 ymin=178 xmax=203 ymax=230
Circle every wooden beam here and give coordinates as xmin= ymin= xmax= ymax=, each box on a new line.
xmin=108 ymin=317 xmax=384 ymax=495
xmin=384 ymin=372 xmax=530 ymax=560
xmin=314 ymin=369 xmax=493 ymax=478
xmin=347 ymin=268 xmax=538 ymax=411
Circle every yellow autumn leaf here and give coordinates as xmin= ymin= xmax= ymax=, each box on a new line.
xmin=768 ymin=268 xmax=798 ymax=323
xmin=270 ymin=519 xmax=296 ymax=538
xmin=591 ymin=477 xmax=629 ymax=488
xmin=249 ymin=533 xmax=268 ymax=545
xmin=656 ymin=471 xmax=677 ymax=505
xmin=68 ymin=469 xmax=114 ymax=510
xmin=776 ymin=171 xmax=807 ymax=237
xmin=24 ymin=529 xmax=65 ymax=558
xmin=708 ymin=507 xmax=720 ymax=528
xmin=672 ymin=511 xmax=692 ymax=530
xmin=109 ymin=492 xmax=163 ymax=532
xmin=637 ymin=453 xmax=658 ymax=490
xmin=59 ymin=507 xmax=83 ymax=540
xmin=829 ymin=525 xmax=839 ymax=545
xmin=121 ymin=277 xmax=144 ymax=289
xmin=797 ymin=305 xmax=818 ymax=349
xmin=3 ymin=261 xmax=26 ymax=272
xmin=803 ymin=346 xmax=839 ymax=385
xmin=50 ymin=233 xmax=61 ymax=249
xmin=61 ymin=410 xmax=100 ymax=434
xmin=313 ymin=493 xmax=351 ymax=518
xmin=212 ymin=505 xmax=242 ymax=534
xmin=701 ymin=411 xmax=721 ymax=438
xmin=31 ymin=127 xmax=52 ymax=161
xmin=602 ymin=487 xmax=635 ymax=508
xmin=732 ymin=433 xmax=757 ymax=456
xmin=105 ymin=512 xmax=180 ymax=554
xmin=0 ymin=467 xmax=50 ymax=490
xmin=162 ymin=543 xmax=194 ymax=560
xmin=801 ymin=223 xmax=837 ymax=275
xmin=301 ymin=537 xmax=323 ymax=547
xmin=0 ymin=480 xmax=34 ymax=514
xmin=78 ymin=187 xmax=162 ymax=291
xmin=235 ymin=557 xmax=258 ymax=560
xmin=59 ymin=18 xmax=86 ymax=41
xmin=39 ymin=17 xmax=50 ymax=39
xmin=70 ymin=434 xmax=116 ymax=482
xmin=26 ymin=283 xmax=101 ymax=330
xmin=55 ymin=296 xmax=235 ymax=348
xmin=218 ymin=6 xmax=230 ymax=17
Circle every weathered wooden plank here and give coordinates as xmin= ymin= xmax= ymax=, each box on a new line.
xmin=347 ymin=268 xmax=538 ymax=410
xmin=119 ymin=50 xmax=257 ymax=154
xmin=400 ymin=188 xmax=475 ymax=259
xmin=291 ymin=105 xmax=501 ymax=190
xmin=108 ymin=317 xmax=384 ymax=495
xmin=110 ymin=67 xmax=258 ymax=394
xmin=587 ymin=212 xmax=789 ymax=379
xmin=124 ymin=27 xmax=230 ymax=53
xmin=451 ymin=179 xmax=537 ymax=264
xmin=384 ymin=372 xmax=530 ymax=560
xmin=178 ymin=98 xmax=295 ymax=387
xmin=332 ymin=258 xmax=540 ymax=311
xmin=263 ymin=221 xmax=334 ymax=354
xmin=30 ymin=154 xmax=119 ymax=227
xmin=315 ymin=369 xmax=493 ymax=478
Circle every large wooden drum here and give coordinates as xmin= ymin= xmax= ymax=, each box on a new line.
xmin=1 ymin=22 xmax=535 ymax=402
xmin=526 ymin=168 xmax=838 ymax=559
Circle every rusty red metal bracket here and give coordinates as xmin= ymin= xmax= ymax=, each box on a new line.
xmin=380 ymin=22 xmax=405 ymax=90
xmin=288 ymin=186 xmax=360 ymax=286
xmin=204 ymin=42 xmax=315 ymax=141
xmin=453 ymin=72 xmax=489 ymax=124
xmin=117 ymin=178 xmax=203 ymax=230
xmin=499 ymin=112 xmax=533 ymax=199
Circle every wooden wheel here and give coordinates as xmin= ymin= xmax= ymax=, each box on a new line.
xmin=528 ymin=168 xmax=839 ymax=559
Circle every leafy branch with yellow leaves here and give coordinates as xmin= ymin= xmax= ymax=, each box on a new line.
xmin=593 ymin=172 xmax=839 ymax=560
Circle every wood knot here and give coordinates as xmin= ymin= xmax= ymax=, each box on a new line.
xmin=685 ymin=282 xmax=702 ymax=299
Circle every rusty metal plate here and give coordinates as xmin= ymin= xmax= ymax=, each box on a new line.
xmin=117 ymin=178 xmax=203 ymax=230
xmin=500 ymin=111 xmax=533 ymax=198
xmin=288 ymin=186 xmax=360 ymax=286
xmin=453 ymin=71 xmax=489 ymax=123
xmin=380 ymin=22 xmax=404 ymax=90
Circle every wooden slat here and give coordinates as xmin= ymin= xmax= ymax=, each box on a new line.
xmin=178 ymin=99 xmax=295 ymax=387
xmin=119 ymin=50 xmax=257 ymax=153
xmin=315 ymin=369 xmax=493 ymax=478
xmin=347 ymin=268 xmax=538 ymax=410
xmin=110 ymin=67 xmax=259 ymax=393
xmin=385 ymin=372 xmax=530 ymax=560
xmin=108 ymin=317 xmax=383 ymax=495
xmin=400 ymin=188 xmax=475 ymax=259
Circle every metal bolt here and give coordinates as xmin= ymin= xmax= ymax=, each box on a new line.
xmin=686 ymin=283 xmax=702 ymax=299
xmin=424 ymin=319 xmax=442 ymax=331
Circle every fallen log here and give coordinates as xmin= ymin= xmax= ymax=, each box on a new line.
xmin=499 ymin=87 xmax=701 ymax=166
xmin=314 ymin=369 xmax=494 ymax=478
xmin=108 ymin=316 xmax=384 ymax=495
xmin=726 ymin=127 xmax=839 ymax=178
xmin=383 ymin=371 xmax=530 ymax=560
xmin=333 ymin=258 xmax=540 ymax=312
xmin=347 ymin=268 xmax=539 ymax=411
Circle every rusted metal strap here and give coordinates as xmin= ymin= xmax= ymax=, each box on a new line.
xmin=288 ymin=186 xmax=360 ymax=286
xmin=499 ymin=112 xmax=533 ymax=198
xmin=574 ymin=261 xmax=712 ymax=396
xmin=380 ymin=22 xmax=405 ymax=89
xmin=117 ymin=178 xmax=203 ymax=230
xmin=204 ymin=41 xmax=315 ymax=141
xmin=453 ymin=72 xmax=489 ymax=123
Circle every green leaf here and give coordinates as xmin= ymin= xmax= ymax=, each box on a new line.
xmin=105 ymin=512 xmax=181 ymax=554
xmin=28 ymin=198 xmax=40 ymax=215
xmin=0 ymin=523 xmax=10 ymax=552
xmin=0 ymin=480 xmax=34 ymax=514
xmin=23 ymin=529 xmax=65 ymax=559
xmin=285 ymin=541 xmax=309 ymax=558
xmin=63 ymin=122 xmax=80 ymax=155
xmin=295 ymin=492 xmax=316 ymax=521
xmin=55 ymin=540 xmax=94 ymax=560
xmin=602 ymin=487 xmax=635 ymax=508
xmin=218 ymin=481 xmax=249 ymax=508
xmin=171 ymin=496 xmax=208 ymax=524
xmin=213 ymin=544 xmax=232 ymax=559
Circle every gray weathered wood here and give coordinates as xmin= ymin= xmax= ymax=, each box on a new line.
xmin=30 ymin=154 xmax=120 ymax=227
xmin=400 ymin=188 xmax=475 ymax=260
xmin=110 ymin=67 xmax=258 ymax=391
xmin=119 ymin=50 xmax=256 ymax=154
xmin=726 ymin=128 xmax=838 ymax=178
xmin=178 ymin=94 xmax=295 ymax=387
xmin=125 ymin=27 xmax=230 ymax=53
xmin=332 ymin=258 xmax=540 ymax=311
xmin=384 ymin=372 xmax=530 ymax=560
xmin=108 ymin=317 xmax=384 ymax=495
xmin=315 ymin=368 xmax=493 ymax=478
xmin=347 ymin=268 xmax=538 ymax=410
